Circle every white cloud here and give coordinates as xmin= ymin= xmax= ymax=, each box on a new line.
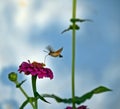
xmin=102 ymin=62 xmax=120 ymax=86
xmin=0 ymin=83 xmax=11 ymax=102
xmin=0 ymin=0 xmax=87 ymax=68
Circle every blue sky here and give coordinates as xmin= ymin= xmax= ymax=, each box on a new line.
xmin=0 ymin=0 xmax=120 ymax=109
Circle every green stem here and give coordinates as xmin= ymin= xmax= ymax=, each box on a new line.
xmin=32 ymin=76 xmax=38 ymax=109
xmin=19 ymin=84 xmax=29 ymax=99
xmin=15 ymin=81 xmax=35 ymax=109
xmin=72 ymin=0 xmax=77 ymax=108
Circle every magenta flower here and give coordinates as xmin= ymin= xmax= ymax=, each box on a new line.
xmin=66 ymin=105 xmax=87 ymax=109
xmin=77 ymin=105 xmax=87 ymax=109
xmin=18 ymin=60 xmax=53 ymax=79
xmin=66 ymin=106 xmax=72 ymax=109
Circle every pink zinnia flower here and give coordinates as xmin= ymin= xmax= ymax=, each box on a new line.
xmin=66 ymin=106 xmax=72 ymax=109
xmin=18 ymin=60 xmax=53 ymax=79
xmin=77 ymin=105 xmax=87 ymax=109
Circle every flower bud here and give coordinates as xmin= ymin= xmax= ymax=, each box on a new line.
xmin=8 ymin=72 xmax=18 ymax=82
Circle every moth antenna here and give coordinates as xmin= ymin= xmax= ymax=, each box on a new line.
xmin=43 ymin=50 xmax=49 ymax=53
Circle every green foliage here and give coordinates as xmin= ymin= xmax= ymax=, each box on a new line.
xmin=16 ymin=79 xmax=26 ymax=88
xmin=70 ymin=18 xmax=93 ymax=23
xmin=20 ymin=99 xmax=29 ymax=109
xmin=42 ymin=94 xmax=72 ymax=103
xmin=92 ymin=86 xmax=112 ymax=94
xmin=61 ymin=24 xmax=80 ymax=34
xmin=42 ymin=86 xmax=111 ymax=105
xmin=35 ymin=92 xmax=50 ymax=104
xmin=73 ymin=86 xmax=111 ymax=104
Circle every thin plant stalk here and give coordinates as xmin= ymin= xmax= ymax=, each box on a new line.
xmin=71 ymin=0 xmax=77 ymax=108
xmin=32 ymin=76 xmax=38 ymax=109
xmin=15 ymin=81 xmax=35 ymax=109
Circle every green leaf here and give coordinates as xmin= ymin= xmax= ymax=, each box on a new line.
xmin=16 ymin=79 xmax=26 ymax=88
xmin=61 ymin=24 xmax=80 ymax=34
xmin=74 ymin=86 xmax=111 ymax=105
xmin=42 ymin=94 xmax=72 ymax=104
xmin=42 ymin=86 xmax=111 ymax=105
xmin=20 ymin=99 xmax=29 ymax=109
xmin=35 ymin=92 xmax=50 ymax=104
xmin=92 ymin=86 xmax=112 ymax=94
xmin=70 ymin=18 xmax=93 ymax=23
xmin=74 ymin=92 xmax=93 ymax=104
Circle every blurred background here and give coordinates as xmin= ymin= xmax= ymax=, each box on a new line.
xmin=0 ymin=0 xmax=120 ymax=109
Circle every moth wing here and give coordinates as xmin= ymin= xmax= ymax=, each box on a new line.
xmin=46 ymin=45 xmax=54 ymax=52
xmin=55 ymin=47 xmax=63 ymax=54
